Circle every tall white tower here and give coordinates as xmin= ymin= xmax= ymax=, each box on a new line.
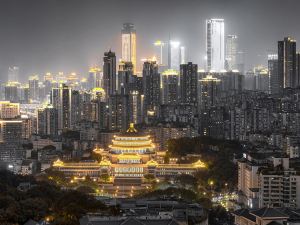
xmin=121 ymin=23 xmax=137 ymax=74
xmin=225 ymin=35 xmax=238 ymax=71
xmin=168 ymin=40 xmax=180 ymax=71
xmin=168 ymin=40 xmax=185 ymax=71
xmin=206 ymin=19 xmax=225 ymax=72
xmin=8 ymin=66 xmax=19 ymax=82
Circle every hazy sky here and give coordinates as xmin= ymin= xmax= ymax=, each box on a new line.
xmin=0 ymin=0 xmax=299 ymax=81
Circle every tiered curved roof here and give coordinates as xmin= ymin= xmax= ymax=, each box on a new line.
xmin=109 ymin=123 xmax=155 ymax=152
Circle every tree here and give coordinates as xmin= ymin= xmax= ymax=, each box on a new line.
xmin=175 ymin=174 xmax=197 ymax=189
xmin=20 ymin=198 xmax=48 ymax=221
xmin=0 ymin=171 xmax=107 ymax=225
xmin=44 ymin=168 xmax=68 ymax=186
xmin=76 ymin=186 xmax=95 ymax=194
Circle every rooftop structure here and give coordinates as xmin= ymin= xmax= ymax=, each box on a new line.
xmin=53 ymin=123 xmax=206 ymax=197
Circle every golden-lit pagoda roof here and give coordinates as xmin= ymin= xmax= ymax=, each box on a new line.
xmin=146 ymin=159 xmax=159 ymax=167
xmin=109 ymin=144 xmax=155 ymax=150
xmin=192 ymin=160 xmax=207 ymax=168
xmin=93 ymin=147 xmax=105 ymax=154
xmin=127 ymin=123 xmax=137 ymax=133
xmin=99 ymin=159 xmax=112 ymax=166
xmin=116 ymin=123 xmax=149 ymax=138
xmin=117 ymin=153 xmax=141 ymax=160
xmin=53 ymin=159 xmax=64 ymax=167
xmin=112 ymin=139 xmax=152 ymax=146
xmin=109 ymin=124 xmax=155 ymax=152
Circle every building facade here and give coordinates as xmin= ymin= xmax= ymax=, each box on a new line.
xmin=122 ymin=23 xmax=137 ymax=74
xmin=206 ymin=19 xmax=225 ymax=72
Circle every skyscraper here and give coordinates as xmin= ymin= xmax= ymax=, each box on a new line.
xmin=117 ymin=61 xmax=134 ymax=95
xmin=206 ymin=19 xmax=225 ymax=72
xmin=296 ymin=52 xmax=300 ymax=87
xmin=168 ymin=40 xmax=184 ymax=71
xmin=108 ymin=94 xmax=130 ymax=131
xmin=70 ymin=90 xmax=81 ymax=129
xmin=0 ymin=119 xmax=23 ymax=162
xmin=199 ymin=74 xmax=221 ymax=137
xmin=122 ymin=23 xmax=137 ymax=74
xmin=255 ymin=69 xmax=269 ymax=93
xmin=51 ymin=84 xmax=72 ymax=131
xmin=268 ymin=54 xmax=279 ymax=94
xmin=8 ymin=66 xmax=19 ymax=82
xmin=88 ymin=67 xmax=102 ymax=90
xmin=154 ymin=40 xmax=165 ymax=65
xmin=199 ymin=74 xmax=221 ymax=110
xmin=4 ymin=82 xmax=19 ymax=103
xmin=90 ymin=88 xmax=108 ymax=130
xmin=28 ymin=75 xmax=39 ymax=102
xmin=103 ymin=50 xmax=117 ymax=98
xmin=37 ymin=104 xmax=58 ymax=137
xmin=161 ymin=69 xmax=179 ymax=105
xmin=225 ymin=35 xmax=238 ymax=71
xmin=142 ymin=60 xmax=160 ymax=121
xmin=278 ymin=37 xmax=297 ymax=88
xmin=180 ymin=46 xmax=186 ymax=64
xmin=0 ymin=120 xmax=22 ymax=143
xmin=179 ymin=62 xmax=198 ymax=104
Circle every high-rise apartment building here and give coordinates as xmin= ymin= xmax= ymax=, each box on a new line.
xmin=206 ymin=19 xmax=225 ymax=72
xmin=180 ymin=46 xmax=186 ymax=64
xmin=154 ymin=40 xmax=165 ymax=65
xmin=103 ymin=50 xmax=117 ymax=98
xmin=122 ymin=23 xmax=137 ymax=74
xmin=296 ymin=52 xmax=300 ymax=87
xmin=161 ymin=69 xmax=179 ymax=105
xmin=225 ymin=35 xmax=238 ymax=71
xmin=268 ymin=54 xmax=279 ymax=94
xmin=88 ymin=67 xmax=102 ymax=90
xmin=168 ymin=40 xmax=185 ymax=71
xmin=51 ymin=84 xmax=72 ymax=131
xmin=8 ymin=66 xmax=19 ymax=82
xmin=278 ymin=37 xmax=297 ymax=89
xmin=0 ymin=119 xmax=23 ymax=162
xmin=142 ymin=60 xmax=160 ymax=121
xmin=179 ymin=62 xmax=198 ymax=104
xmin=108 ymin=94 xmax=130 ymax=131
xmin=255 ymin=69 xmax=269 ymax=93
xmin=0 ymin=101 xmax=20 ymax=119
xmin=259 ymin=158 xmax=300 ymax=208
xmin=199 ymin=74 xmax=221 ymax=110
xmin=117 ymin=61 xmax=134 ymax=95
xmin=0 ymin=120 xmax=22 ymax=143
xmin=4 ymin=82 xmax=19 ymax=103
xmin=28 ymin=75 xmax=39 ymax=102
xmin=37 ymin=104 xmax=58 ymax=137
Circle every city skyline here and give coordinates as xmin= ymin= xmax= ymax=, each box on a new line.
xmin=0 ymin=0 xmax=300 ymax=81
xmin=3 ymin=1 xmax=300 ymax=224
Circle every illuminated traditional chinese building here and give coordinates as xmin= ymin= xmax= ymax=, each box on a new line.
xmin=53 ymin=123 xmax=206 ymax=193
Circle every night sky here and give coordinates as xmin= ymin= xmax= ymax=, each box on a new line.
xmin=0 ymin=0 xmax=299 ymax=81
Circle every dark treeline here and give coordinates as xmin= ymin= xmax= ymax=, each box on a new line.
xmin=167 ymin=136 xmax=243 ymax=190
xmin=0 ymin=170 xmax=112 ymax=225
